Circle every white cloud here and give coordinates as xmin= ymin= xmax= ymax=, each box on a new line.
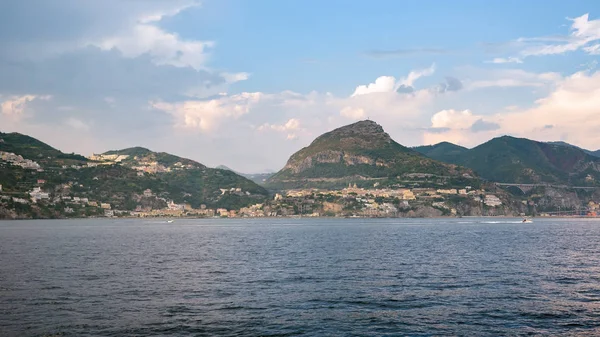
xmin=398 ymin=64 xmax=436 ymax=87
xmin=221 ymin=72 xmax=251 ymax=83
xmin=499 ymin=13 xmax=600 ymax=60
xmin=152 ymin=92 xmax=263 ymax=131
xmin=0 ymin=1 xmax=203 ymax=59
xmin=423 ymin=70 xmax=600 ymax=150
xmin=352 ymin=76 xmax=397 ymax=96
xmin=487 ymin=57 xmax=523 ymax=64
xmin=583 ymin=44 xmax=600 ymax=55
xmin=258 ymin=118 xmax=300 ymax=132
xmin=95 ymin=22 xmax=214 ymax=70
xmin=496 ymin=70 xmax=600 ymax=147
xmin=0 ymin=95 xmax=51 ymax=116
xmin=464 ymin=68 xmax=562 ymax=90
xmin=431 ymin=109 xmax=479 ymax=129
xmin=340 ymin=106 xmax=366 ymax=120
xmin=351 ymin=64 xmax=435 ymax=96
xmin=0 ymin=1 xmax=213 ymax=70
xmin=257 ymin=118 xmax=301 ymax=140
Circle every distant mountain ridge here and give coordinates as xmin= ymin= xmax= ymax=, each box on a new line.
xmin=216 ymin=165 xmax=273 ymax=185
xmin=267 ymin=120 xmax=474 ymax=189
xmin=417 ymin=137 xmax=600 ymax=185
xmin=413 ymin=142 xmax=468 ymax=163
xmin=547 ymin=141 xmax=600 ymax=158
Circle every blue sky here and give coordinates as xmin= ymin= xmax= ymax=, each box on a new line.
xmin=162 ymin=0 xmax=597 ymax=93
xmin=1 ymin=0 xmax=600 ymax=172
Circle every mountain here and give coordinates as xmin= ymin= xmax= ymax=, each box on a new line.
xmin=94 ymin=147 xmax=268 ymax=208
xmin=215 ymin=165 xmax=274 ymax=185
xmin=0 ymin=134 xmax=269 ymax=218
xmin=422 ymin=136 xmax=600 ymax=185
xmin=267 ymin=120 xmax=474 ymax=189
xmin=413 ymin=142 xmax=469 ymax=163
xmin=547 ymin=141 xmax=600 ymax=158
xmin=100 ymin=147 xmax=205 ymax=169
xmin=0 ymin=131 xmax=87 ymax=166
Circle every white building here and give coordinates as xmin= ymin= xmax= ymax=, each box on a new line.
xmin=484 ymin=195 xmax=502 ymax=207
xmin=29 ymin=187 xmax=50 ymax=202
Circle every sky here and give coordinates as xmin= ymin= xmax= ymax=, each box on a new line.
xmin=1 ymin=0 xmax=600 ymax=173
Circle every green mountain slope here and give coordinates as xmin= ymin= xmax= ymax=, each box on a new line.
xmin=267 ymin=120 xmax=474 ymax=189
xmin=98 ymin=147 xmax=268 ymax=207
xmin=413 ymin=142 xmax=468 ymax=163
xmin=547 ymin=141 xmax=600 ymax=158
xmin=0 ymin=131 xmax=87 ymax=166
xmin=423 ymin=136 xmax=600 ymax=185
xmin=0 ymin=133 xmax=269 ymax=217
xmin=102 ymin=147 xmax=205 ymax=169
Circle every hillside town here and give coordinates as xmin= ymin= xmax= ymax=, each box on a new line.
xmin=3 ymin=145 xmax=600 ymax=219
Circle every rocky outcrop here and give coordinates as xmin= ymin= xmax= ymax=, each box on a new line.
xmin=268 ymin=120 xmax=473 ymax=189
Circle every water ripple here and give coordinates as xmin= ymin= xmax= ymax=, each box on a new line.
xmin=2 ymin=217 xmax=600 ymax=336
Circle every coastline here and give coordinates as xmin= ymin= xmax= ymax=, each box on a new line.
xmin=2 ymin=214 xmax=600 ymax=221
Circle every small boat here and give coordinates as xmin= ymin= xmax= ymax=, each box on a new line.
xmin=522 ymin=218 xmax=533 ymax=223
xmin=167 ymin=220 xmax=174 ymax=223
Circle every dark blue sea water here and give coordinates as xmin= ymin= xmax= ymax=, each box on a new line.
xmin=1 ymin=218 xmax=600 ymax=336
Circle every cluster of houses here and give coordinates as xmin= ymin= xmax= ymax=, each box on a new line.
xmin=87 ymin=153 xmax=197 ymax=174
xmin=280 ymin=185 xmax=502 ymax=206
xmin=0 ymin=151 xmax=42 ymax=170
xmin=88 ymin=153 xmax=130 ymax=163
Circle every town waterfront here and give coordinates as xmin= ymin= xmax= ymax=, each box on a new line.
xmin=2 ymin=218 xmax=600 ymax=336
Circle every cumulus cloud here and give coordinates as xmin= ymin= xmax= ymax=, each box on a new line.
xmin=431 ymin=109 xmax=480 ymax=129
xmin=0 ymin=94 xmax=51 ymax=116
xmin=352 ymin=76 xmax=397 ymax=96
xmin=152 ymin=92 xmax=263 ymax=131
xmin=257 ymin=118 xmax=300 ymax=132
xmin=257 ymin=118 xmax=301 ymax=140
xmin=340 ymin=106 xmax=366 ymax=120
xmin=0 ymin=1 xmax=202 ymax=58
xmin=3 ymin=1 xmax=599 ymax=173
xmin=495 ymin=70 xmax=600 ymax=147
xmin=351 ymin=64 xmax=435 ymax=97
xmin=423 ymin=70 xmax=600 ymax=150
xmin=424 ymin=109 xmax=500 ymax=145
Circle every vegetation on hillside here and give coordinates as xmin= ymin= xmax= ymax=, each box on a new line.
xmin=413 ymin=142 xmax=469 ymax=163
xmin=268 ymin=120 xmax=474 ymax=189
xmin=0 ymin=132 xmax=87 ymax=166
xmin=418 ymin=136 xmax=600 ymax=185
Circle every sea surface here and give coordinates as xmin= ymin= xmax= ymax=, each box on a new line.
xmin=1 ymin=218 xmax=600 ymax=336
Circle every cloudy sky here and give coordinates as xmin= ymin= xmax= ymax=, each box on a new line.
xmin=1 ymin=1 xmax=600 ymax=172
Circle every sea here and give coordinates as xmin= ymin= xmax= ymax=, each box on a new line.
xmin=1 ymin=217 xmax=600 ymax=336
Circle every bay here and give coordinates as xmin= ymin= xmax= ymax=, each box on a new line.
xmin=1 ymin=218 xmax=600 ymax=336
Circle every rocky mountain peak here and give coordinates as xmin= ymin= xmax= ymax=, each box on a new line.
xmin=311 ymin=120 xmax=392 ymax=148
